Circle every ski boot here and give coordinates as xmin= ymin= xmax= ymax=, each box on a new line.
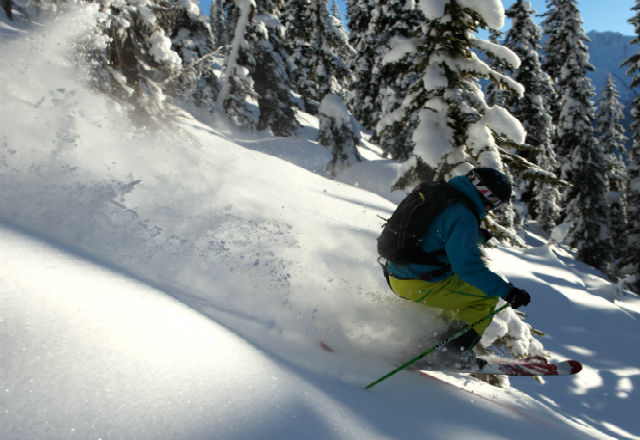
xmin=412 ymin=323 xmax=487 ymax=371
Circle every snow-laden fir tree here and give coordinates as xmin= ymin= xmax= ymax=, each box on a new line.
xmin=283 ymin=0 xmax=354 ymax=114
xmin=387 ymin=1 xmax=524 ymax=183
xmin=209 ymin=0 xmax=227 ymax=48
xmin=222 ymin=0 xmax=241 ymax=46
xmin=318 ymin=94 xmax=362 ymax=175
xmin=546 ymin=0 xmax=611 ymax=271
xmin=347 ymin=0 xmax=423 ymax=150
xmin=540 ymin=0 xmax=563 ymax=80
xmin=217 ymin=0 xmax=298 ymax=135
xmin=250 ymin=0 xmax=299 ymax=136
xmin=280 ymin=0 xmax=312 ymax=108
xmin=542 ymin=0 xmax=595 ymax=164
xmin=79 ymin=0 xmax=224 ymax=118
xmin=504 ymin=0 xmax=562 ymax=233
xmin=90 ymin=0 xmax=185 ymax=100
xmin=162 ymin=2 xmax=222 ymax=116
xmin=540 ymin=0 xmax=564 ymax=127
xmin=345 ymin=0 xmax=380 ymax=130
xmin=216 ymin=0 xmax=260 ymax=128
xmin=480 ymin=29 xmax=526 ymax=242
xmin=596 ymin=74 xmax=629 ymax=265
xmin=370 ymin=0 xmax=424 ymax=160
xmin=485 ymin=30 xmax=509 ymax=108
xmin=621 ymin=0 xmax=640 ymax=292
xmin=37 ymin=0 xmax=220 ymax=120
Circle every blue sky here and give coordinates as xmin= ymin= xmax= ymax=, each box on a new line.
xmin=506 ymin=0 xmax=636 ymax=35
xmin=198 ymin=1 xmax=637 ymax=36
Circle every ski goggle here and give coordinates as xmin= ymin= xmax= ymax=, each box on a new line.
xmin=467 ymin=171 xmax=506 ymax=210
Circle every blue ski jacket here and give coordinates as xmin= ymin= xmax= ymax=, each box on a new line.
xmin=387 ymin=175 xmax=511 ymax=298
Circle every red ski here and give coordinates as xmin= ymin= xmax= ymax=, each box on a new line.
xmin=411 ymin=358 xmax=582 ymax=376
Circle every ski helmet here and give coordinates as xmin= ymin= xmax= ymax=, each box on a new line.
xmin=466 ymin=168 xmax=512 ymax=210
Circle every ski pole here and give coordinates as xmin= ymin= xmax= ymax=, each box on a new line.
xmin=364 ymin=303 xmax=510 ymax=390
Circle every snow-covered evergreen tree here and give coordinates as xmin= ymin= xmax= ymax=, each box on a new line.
xmin=33 ymin=0 xmax=220 ymax=119
xmin=371 ymin=1 xmax=424 ymax=160
xmin=80 ymin=0 xmax=214 ymax=117
xmin=217 ymin=0 xmax=298 ymax=135
xmin=283 ymin=0 xmax=354 ymax=114
xmin=504 ymin=0 xmax=561 ymax=233
xmin=318 ymin=94 xmax=362 ymax=175
xmin=209 ymin=0 xmax=227 ymax=48
xmin=250 ymin=0 xmax=299 ymax=135
xmin=540 ymin=0 xmax=564 ymax=126
xmin=541 ymin=0 xmax=564 ymax=82
xmin=485 ymin=30 xmax=510 ymax=108
xmin=222 ymin=0 xmax=240 ymax=46
xmin=542 ymin=0 xmax=595 ymax=163
xmin=347 ymin=0 xmax=423 ymax=149
xmin=216 ymin=0 xmax=259 ymax=128
xmin=163 ymin=2 xmax=222 ymax=116
xmin=388 ymin=1 xmax=524 ymax=182
xmin=621 ymin=0 xmax=640 ymax=292
xmin=548 ymin=0 xmax=610 ymax=271
xmin=596 ymin=74 xmax=629 ymax=264
xmin=345 ymin=0 xmax=379 ymax=130
xmin=481 ymin=29 xmax=527 ymax=242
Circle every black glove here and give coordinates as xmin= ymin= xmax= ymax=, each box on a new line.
xmin=503 ymin=285 xmax=531 ymax=309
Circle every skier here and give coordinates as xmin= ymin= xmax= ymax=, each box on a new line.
xmin=386 ymin=168 xmax=531 ymax=369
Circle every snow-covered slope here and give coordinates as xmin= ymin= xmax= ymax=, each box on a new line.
xmin=5 ymin=222 xmax=637 ymax=440
xmin=1 ymin=8 xmax=640 ymax=440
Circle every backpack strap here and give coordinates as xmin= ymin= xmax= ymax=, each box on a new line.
xmin=418 ymin=264 xmax=452 ymax=281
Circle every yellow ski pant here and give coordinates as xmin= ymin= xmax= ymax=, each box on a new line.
xmin=389 ymin=273 xmax=500 ymax=335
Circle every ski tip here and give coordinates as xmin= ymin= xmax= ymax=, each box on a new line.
xmin=568 ymin=360 xmax=583 ymax=374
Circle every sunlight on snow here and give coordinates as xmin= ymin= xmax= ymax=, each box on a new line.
xmin=570 ymin=366 xmax=603 ymax=395
xmin=548 ymin=285 xmax=619 ymax=310
xmin=571 ymin=365 xmax=639 ymax=400
xmin=615 ymin=377 xmax=633 ymax=399
xmin=611 ymin=367 xmax=640 ymax=400
xmin=601 ymin=422 xmax=640 ymax=440
xmin=563 ymin=344 xmax=596 ymax=357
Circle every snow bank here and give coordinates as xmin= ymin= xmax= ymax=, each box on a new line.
xmin=0 ymin=226 xmax=375 ymax=440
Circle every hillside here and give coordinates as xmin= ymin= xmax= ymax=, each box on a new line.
xmin=1 ymin=7 xmax=640 ymax=440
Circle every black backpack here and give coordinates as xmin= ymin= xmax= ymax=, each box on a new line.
xmin=377 ymin=181 xmax=478 ymax=279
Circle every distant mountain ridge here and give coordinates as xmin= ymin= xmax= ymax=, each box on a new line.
xmin=587 ymin=30 xmax=637 ymax=119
